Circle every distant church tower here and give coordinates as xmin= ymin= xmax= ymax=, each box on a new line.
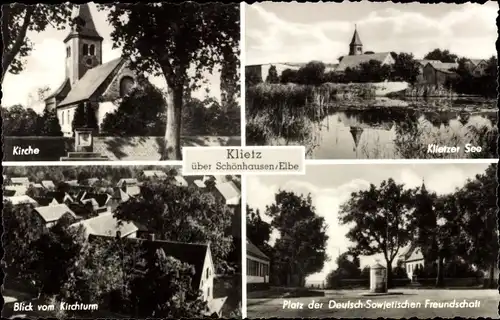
xmin=64 ymin=3 xmax=103 ymax=85
xmin=348 ymin=24 xmax=363 ymax=56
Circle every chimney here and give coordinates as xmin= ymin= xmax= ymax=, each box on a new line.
xmin=147 ymin=233 xmax=155 ymax=241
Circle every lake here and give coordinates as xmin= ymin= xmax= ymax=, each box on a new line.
xmin=247 ymin=98 xmax=497 ymax=159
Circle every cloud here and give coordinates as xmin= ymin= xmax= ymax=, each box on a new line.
xmin=245 ymin=2 xmax=497 ymax=64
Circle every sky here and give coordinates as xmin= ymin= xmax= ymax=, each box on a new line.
xmin=245 ymin=1 xmax=498 ymax=65
xmin=2 ymin=2 xmax=224 ymax=112
xmin=246 ymin=162 xmax=493 ymax=283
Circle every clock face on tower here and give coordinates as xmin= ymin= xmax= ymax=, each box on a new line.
xmin=84 ymin=56 xmax=98 ymax=68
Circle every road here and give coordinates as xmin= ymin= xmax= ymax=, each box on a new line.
xmin=247 ymin=289 xmax=499 ymax=318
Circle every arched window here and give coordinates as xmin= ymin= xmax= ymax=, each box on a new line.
xmin=119 ymin=76 xmax=135 ymax=97
xmin=89 ymin=44 xmax=95 ymax=56
xmin=83 ymin=44 xmax=89 ymax=56
xmin=67 ymin=110 xmax=70 ymax=124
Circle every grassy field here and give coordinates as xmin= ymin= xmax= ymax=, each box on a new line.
xmin=247 ymin=289 xmax=498 ymax=318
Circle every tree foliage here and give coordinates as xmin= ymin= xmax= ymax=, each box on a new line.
xmin=266 ymin=65 xmax=280 ymax=84
xmin=392 ymin=52 xmax=420 ymax=84
xmin=265 ymin=190 xmax=328 ymax=287
xmin=423 ymin=49 xmax=458 ymax=63
xmin=102 ymin=3 xmax=240 ymax=160
xmin=338 ymin=179 xmax=414 ymax=287
xmin=1 ymin=3 xmax=74 ymax=82
xmin=113 ymin=180 xmax=234 ymax=272
xmin=296 ymin=61 xmax=326 ymax=85
xmin=246 ymin=205 xmax=272 ymax=249
xmin=2 ymin=105 xmax=62 ymax=136
xmin=101 ymin=83 xmax=167 ymax=136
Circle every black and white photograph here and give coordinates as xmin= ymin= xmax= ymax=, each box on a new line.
xmin=244 ymin=2 xmax=498 ymax=159
xmin=2 ymin=165 xmax=242 ymax=318
xmin=2 ymin=2 xmax=240 ymax=161
xmin=246 ymin=163 xmax=497 ymax=318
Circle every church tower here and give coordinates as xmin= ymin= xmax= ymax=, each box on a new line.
xmin=348 ymin=24 xmax=363 ymax=56
xmin=64 ymin=3 xmax=103 ymax=85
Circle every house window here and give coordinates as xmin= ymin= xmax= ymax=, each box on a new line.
xmin=207 ymin=286 xmax=211 ymax=298
xmin=83 ymin=44 xmax=89 ymax=56
xmin=89 ymin=44 xmax=95 ymax=56
xmin=206 ymin=268 xmax=209 ymax=279
xmin=67 ymin=110 xmax=70 ymax=124
xmin=61 ymin=111 xmax=65 ymax=125
xmin=66 ymin=47 xmax=71 ymax=58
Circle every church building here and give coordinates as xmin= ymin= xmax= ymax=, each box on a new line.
xmin=335 ymin=25 xmax=395 ymax=73
xmin=45 ymin=4 xmax=139 ymax=137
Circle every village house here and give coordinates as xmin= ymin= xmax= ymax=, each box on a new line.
xmin=246 ymin=239 xmax=271 ymax=289
xmin=470 ymin=59 xmax=489 ymax=77
xmin=422 ymin=62 xmax=459 ymax=86
xmin=34 ymin=203 xmax=79 ymax=228
xmin=141 ymin=170 xmax=168 ymax=179
xmin=88 ymin=233 xmax=226 ymax=316
xmin=10 ymin=177 xmax=30 ymax=186
xmin=4 ymin=195 xmax=39 ymax=206
xmin=214 ymin=180 xmax=241 ymax=206
xmin=71 ymin=211 xmax=140 ymax=238
xmin=4 ymin=185 xmax=28 ymax=197
xmin=173 ymin=175 xmax=189 ymax=187
xmin=41 ymin=180 xmax=56 ymax=190
xmin=116 ymin=178 xmax=140 ymax=196
xmin=44 ymin=3 xmax=141 ymax=137
xmin=398 ymin=244 xmax=425 ymax=281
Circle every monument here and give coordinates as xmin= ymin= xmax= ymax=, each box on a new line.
xmin=60 ymin=128 xmax=109 ymax=161
xmin=369 ymin=262 xmax=387 ymax=293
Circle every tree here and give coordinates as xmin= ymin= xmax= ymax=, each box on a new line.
xmin=326 ymin=252 xmax=362 ymax=288
xmin=456 ymin=164 xmax=498 ymax=288
xmin=338 ymin=179 xmax=414 ymax=288
xmin=2 ymin=202 xmax=47 ymax=286
xmin=245 ymin=68 xmax=263 ymax=88
xmin=296 ymin=61 xmax=326 ymax=85
xmin=423 ymin=49 xmax=458 ymax=63
xmin=1 ymin=4 xmax=74 ymax=83
xmin=220 ymin=45 xmax=239 ymax=110
xmin=71 ymin=103 xmax=86 ymax=131
xmin=113 ymin=180 xmax=234 ymax=272
xmin=246 ymin=205 xmax=272 ymax=250
xmin=101 ymin=83 xmax=167 ymax=136
xmin=266 ymin=190 xmax=328 ymax=287
xmin=103 ymin=3 xmax=240 ymax=160
xmin=358 ymin=60 xmax=391 ymax=82
xmin=280 ymin=68 xmax=298 ymax=84
xmin=2 ymin=105 xmax=41 ymax=136
xmin=392 ymin=52 xmax=420 ymax=83
xmin=266 ymin=65 xmax=280 ymax=84
xmin=38 ymin=108 xmax=63 ymax=136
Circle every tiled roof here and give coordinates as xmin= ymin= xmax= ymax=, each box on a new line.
xmin=194 ymin=180 xmax=206 ymax=188
xmin=92 ymin=136 xmax=241 ymax=161
xmin=428 ymin=62 xmax=458 ymax=71
xmin=142 ymin=170 xmax=168 ymax=178
xmin=215 ymin=181 xmax=241 ymax=205
xmin=10 ymin=177 xmax=30 ymax=185
xmin=126 ymin=185 xmax=141 ymax=197
xmin=174 ymin=175 xmax=189 ymax=187
xmin=4 ymin=195 xmax=38 ymax=206
xmin=33 ymin=197 xmax=59 ymax=207
xmin=246 ymin=239 xmax=270 ymax=261
xmin=336 ymin=52 xmax=392 ymax=72
xmin=58 ymin=57 xmax=124 ymax=107
xmin=416 ymin=59 xmax=441 ymax=66
xmin=41 ymin=180 xmax=56 ymax=189
xmin=116 ymin=178 xmax=138 ymax=187
xmin=89 ymin=235 xmax=211 ymax=290
xmin=4 ymin=185 xmax=28 ymax=196
xmin=35 ymin=203 xmax=77 ymax=223
xmin=72 ymin=211 xmax=139 ymax=238
xmin=81 ymin=192 xmax=111 ymax=207
xmin=46 ymin=191 xmax=73 ymax=203
xmin=45 ymin=78 xmax=70 ymax=100
xmin=112 ymin=187 xmax=131 ymax=202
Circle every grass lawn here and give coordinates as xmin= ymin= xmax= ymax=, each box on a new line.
xmin=247 ymin=289 xmax=498 ymax=318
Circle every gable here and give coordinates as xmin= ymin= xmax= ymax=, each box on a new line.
xmin=100 ymin=60 xmax=138 ymax=101
xmin=58 ymin=58 xmax=124 ymax=107
xmin=336 ymin=52 xmax=393 ymax=72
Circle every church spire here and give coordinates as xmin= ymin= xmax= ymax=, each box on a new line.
xmin=64 ymin=3 xmax=103 ymax=43
xmin=349 ymin=24 xmax=363 ymax=56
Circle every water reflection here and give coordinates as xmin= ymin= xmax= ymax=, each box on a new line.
xmin=268 ymin=100 xmax=497 ymax=159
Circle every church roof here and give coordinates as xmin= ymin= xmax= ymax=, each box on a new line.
xmin=64 ymin=3 xmax=103 ymax=42
xmin=58 ymin=57 xmax=124 ymax=107
xmin=45 ymin=78 xmax=70 ymax=101
xmin=335 ymin=52 xmax=392 ymax=72
xmin=350 ymin=27 xmax=362 ymax=46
